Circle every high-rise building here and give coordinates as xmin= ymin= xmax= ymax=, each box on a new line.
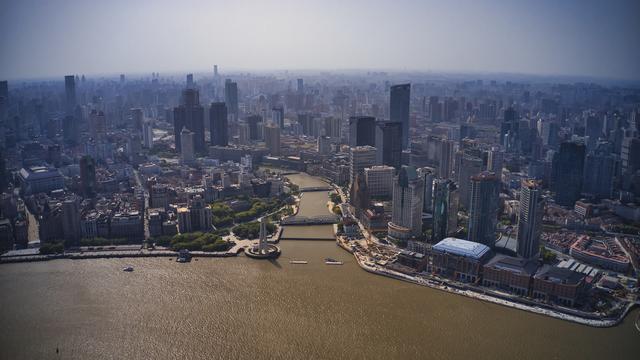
xmin=437 ymin=138 xmax=454 ymax=179
xmin=468 ymin=172 xmax=500 ymax=248
xmin=247 ymin=115 xmax=262 ymax=140
xmin=89 ymin=109 xmax=106 ymax=140
xmin=375 ymin=121 xmax=402 ymax=169
xmin=131 ymin=108 xmax=143 ymax=132
xmin=621 ymin=137 xmax=640 ymax=175
xmin=583 ymin=142 xmax=616 ymax=199
xmin=0 ymin=80 xmax=7 ymax=99
xmin=209 ymin=102 xmax=228 ymax=146
xmin=271 ymin=106 xmax=285 ymax=128
xmin=174 ymin=89 xmax=205 ymax=153
xmin=64 ymin=75 xmax=76 ymax=115
xmin=224 ymin=79 xmax=239 ymax=119
xmin=417 ymin=167 xmax=435 ymax=213
xmin=264 ymin=124 xmax=281 ymax=156
xmin=487 ymin=147 xmax=504 ymax=176
xmin=364 ymin=165 xmax=395 ymax=199
xmin=186 ymin=73 xmax=194 ymax=88
xmin=349 ymin=116 xmax=376 ymax=147
xmin=317 ymin=135 xmax=331 ymax=155
xmin=388 ymin=166 xmax=424 ymax=243
xmin=180 ymin=128 xmax=195 ymax=165
xmin=432 ymin=179 xmax=458 ymax=243
xmin=457 ymin=155 xmax=484 ymax=210
xmin=390 ymin=84 xmax=410 ymax=149
xmin=517 ymin=180 xmax=544 ymax=259
xmin=142 ymin=120 xmax=154 ymax=148
xmin=349 ymin=146 xmax=377 ymax=200
xmin=79 ymin=155 xmax=96 ymax=198
xmin=62 ymin=195 xmax=81 ymax=245
xmin=551 ymin=141 xmax=586 ymax=207
xmin=297 ymin=78 xmax=304 ymax=93
xmin=584 ymin=115 xmax=602 ymax=150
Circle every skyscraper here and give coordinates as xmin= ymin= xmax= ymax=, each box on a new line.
xmin=390 ymin=84 xmax=410 ymax=149
xmin=349 ymin=116 xmax=376 ymax=147
xmin=417 ymin=167 xmax=435 ymax=213
xmin=180 ymin=128 xmax=195 ymax=165
xmin=375 ymin=121 xmax=402 ymax=169
xmin=467 ymin=171 xmax=500 ymax=248
xmin=142 ymin=120 xmax=154 ymax=148
xmin=79 ymin=155 xmax=96 ymax=198
xmin=437 ymin=138 xmax=454 ymax=179
xmin=516 ymin=180 xmax=544 ymax=259
xmin=264 ymin=123 xmax=281 ymax=156
xmin=621 ymin=137 xmax=640 ymax=175
xmin=457 ymin=154 xmax=484 ymax=210
xmin=131 ymin=108 xmax=144 ymax=133
xmin=186 ymin=73 xmax=194 ymax=88
xmin=583 ymin=142 xmax=616 ymax=199
xmin=209 ymin=102 xmax=228 ymax=146
xmin=487 ymin=147 xmax=504 ymax=176
xmin=271 ymin=106 xmax=285 ymax=128
xmin=64 ymin=75 xmax=76 ymax=115
xmin=247 ymin=115 xmax=262 ymax=140
xmin=551 ymin=141 xmax=586 ymax=207
xmin=388 ymin=166 xmax=424 ymax=243
xmin=224 ymin=79 xmax=239 ymax=119
xmin=173 ymin=89 xmax=205 ymax=153
xmin=432 ymin=179 xmax=458 ymax=243
xmin=297 ymin=78 xmax=304 ymax=93
xmin=62 ymin=195 xmax=81 ymax=245
xmin=349 ymin=146 xmax=377 ymax=201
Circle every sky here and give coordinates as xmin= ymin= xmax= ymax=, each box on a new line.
xmin=0 ymin=0 xmax=639 ymax=81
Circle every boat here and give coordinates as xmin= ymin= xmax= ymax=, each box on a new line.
xmin=290 ymin=260 xmax=308 ymax=264
xmin=122 ymin=266 xmax=134 ymax=272
xmin=324 ymin=258 xmax=343 ymax=265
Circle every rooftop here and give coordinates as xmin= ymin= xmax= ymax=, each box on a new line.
xmin=433 ymin=237 xmax=491 ymax=260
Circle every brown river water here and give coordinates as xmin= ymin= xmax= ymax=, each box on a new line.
xmin=0 ymin=173 xmax=638 ymax=359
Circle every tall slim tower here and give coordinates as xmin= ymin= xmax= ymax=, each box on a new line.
xmin=551 ymin=141 xmax=586 ymax=206
xmin=516 ymin=180 xmax=544 ymax=259
xmin=432 ymin=179 xmax=458 ymax=243
xmin=467 ymin=172 xmax=500 ymax=247
xmin=259 ymin=217 xmax=267 ymax=252
xmin=388 ymin=166 xmax=424 ymax=243
xmin=209 ymin=102 xmax=228 ymax=146
xmin=79 ymin=155 xmax=96 ymax=198
xmin=390 ymin=84 xmax=410 ymax=149
xmin=64 ymin=75 xmax=76 ymax=115
xmin=224 ymin=79 xmax=239 ymax=119
xmin=264 ymin=123 xmax=281 ymax=156
xmin=375 ymin=121 xmax=402 ymax=169
xmin=180 ymin=128 xmax=195 ymax=165
xmin=437 ymin=138 xmax=454 ymax=179
xmin=174 ymin=89 xmax=205 ymax=153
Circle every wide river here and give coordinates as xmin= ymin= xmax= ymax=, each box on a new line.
xmin=0 ymin=173 xmax=638 ymax=359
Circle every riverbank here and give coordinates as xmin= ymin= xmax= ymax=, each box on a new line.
xmin=336 ymin=236 xmax=637 ymax=328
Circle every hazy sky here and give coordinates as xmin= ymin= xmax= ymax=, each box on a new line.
xmin=1 ymin=0 xmax=639 ymax=80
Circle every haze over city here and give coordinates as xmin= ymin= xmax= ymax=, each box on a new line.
xmin=1 ymin=0 xmax=639 ymax=81
xmin=1 ymin=1 xmax=640 ymax=359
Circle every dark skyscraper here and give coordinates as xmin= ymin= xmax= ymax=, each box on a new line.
xmin=551 ymin=141 xmax=586 ymax=206
xmin=0 ymin=80 xmax=7 ymax=99
xmin=224 ymin=79 xmax=239 ymax=119
xmin=173 ymin=89 xmax=205 ymax=153
xmin=583 ymin=141 xmax=616 ymax=199
xmin=467 ymin=171 xmax=500 ymax=248
xmin=247 ymin=115 xmax=262 ymax=140
xmin=80 ymin=155 xmax=96 ymax=198
xmin=64 ymin=75 xmax=76 ymax=115
xmin=186 ymin=73 xmax=194 ymax=88
xmin=390 ymin=84 xmax=410 ymax=149
xmin=209 ymin=102 xmax=228 ymax=146
xmin=432 ymin=179 xmax=458 ymax=243
xmin=349 ymin=116 xmax=375 ymax=147
xmin=375 ymin=121 xmax=402 ymax=169
xmin=297 ymin=78 xmax=304 ymax=93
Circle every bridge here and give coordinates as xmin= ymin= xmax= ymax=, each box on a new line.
xmin=299 ymin=186 xmax=333 ymax=192
xmin=280 ymin=214 xmax=339 ymax=225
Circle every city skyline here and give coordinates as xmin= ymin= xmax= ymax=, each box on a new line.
xmin=1 ymin=0 xmax=639 ymax=81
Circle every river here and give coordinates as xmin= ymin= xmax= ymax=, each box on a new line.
xmin=0 ymin=172 xmax=638 ymax=359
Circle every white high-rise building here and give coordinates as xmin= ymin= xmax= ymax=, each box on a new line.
xmin=180 ymin=128 xmax=195 ymax=165
xmin=487 ymin=147 xmax=504 ymax=176
xmin=388 ymin=166 xmax=424 ymax=243
xmin=349 ymin=146 xmax=377 ymax=194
